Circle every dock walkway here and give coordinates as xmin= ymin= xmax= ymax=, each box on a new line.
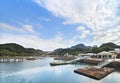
xmin=97 ymin=59 xmax=114 ymax=68
xmin=50 ymin=56 xmax=92 ymax=66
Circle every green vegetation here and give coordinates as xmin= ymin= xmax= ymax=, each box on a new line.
xmin=71 ymin=44 xmax=91 ymax=49
xmin=53 ymin=42 xmax=120 ymax=56
xmin=0 ymin=43 xmax=44 ymax=57
xmin=99 ymin=42 xmax=119 ymax=51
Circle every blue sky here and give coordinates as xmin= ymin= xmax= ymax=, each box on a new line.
xmin=0 ymin=0 xmax=120 ymax=51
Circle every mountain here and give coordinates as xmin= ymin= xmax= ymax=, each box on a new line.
xmin=99 ymin=42 xmax=119 ymax=48
xmin=54 ymin=48 xmax=64 ymax=52
xmin=53 ymin=42 xmax=120 ymax=55
xmin=99 ymin=42 xmax=120 ymax=51
xmin=53 ymin=44 xmax=92 ymax=56
xmin=70 ymin=44 xmax=91 ymax=49
xmin=0 ymin=43 xmax=44 ymax=56
xmin=0 ymin=43 xmax=25 ymax=53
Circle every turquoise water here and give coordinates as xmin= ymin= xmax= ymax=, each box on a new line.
xmin=0 ymin=58 xmax=120 ymax=83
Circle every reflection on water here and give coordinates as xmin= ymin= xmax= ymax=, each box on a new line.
xmin=0 ymin=58 xmax=120 ymax=83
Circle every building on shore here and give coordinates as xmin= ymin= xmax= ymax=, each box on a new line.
xmin=115 ymin=48 xmax=120 ymax=55
xmin=96 ymin=51 xmax=117 ymax=59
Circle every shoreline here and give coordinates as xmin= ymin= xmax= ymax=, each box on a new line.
xmin=1 ymin=56 xmax=120 ymax=69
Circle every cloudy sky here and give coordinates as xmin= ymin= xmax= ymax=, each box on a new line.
xmin=0 ymin=0 xmax=120 ymax=51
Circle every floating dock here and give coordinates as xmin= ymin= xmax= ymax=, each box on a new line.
xmin=50 ymin=62 xmax=71 ymax=66
xmin=74 ymin=66 xmax=115 ymax=80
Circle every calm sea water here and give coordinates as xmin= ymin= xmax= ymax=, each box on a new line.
xmin=0 ymin=58 xmax=120 ymax=83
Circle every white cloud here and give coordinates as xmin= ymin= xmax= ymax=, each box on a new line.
xmin=0 ymin=33 xmax=66 ymax=51
xmin=22 ymin=24 xmax=35 ymax=33
xmin=33 ymin=0 xmax=99 ymax=24
xmin=76 ymin=26 xmax=85 ymax=31
xmin=39 ymin=17 xmax=50 ymax=21
xmin=0 ymin=22 xmax=35 ymax=34
xmin=94 ymin=25 xmax=120 ymax=44
xmin=0 ymin=23 xmax=73 ymax=51
xmin=75 ymin=26 xmax=91 ymax=39
xmin=0 ymin=23 xmax=25 ymax=33
xmin=33 ymin=0 xmax=120 ymax=45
